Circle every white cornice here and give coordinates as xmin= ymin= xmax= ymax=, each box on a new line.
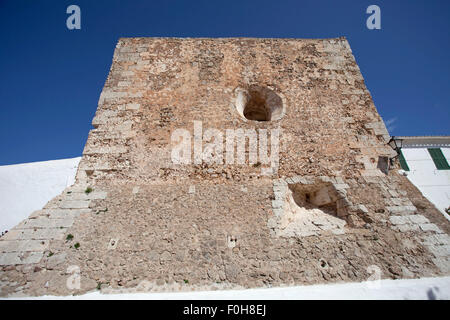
xmin=395 ymin=136 xmax=450 ymax=149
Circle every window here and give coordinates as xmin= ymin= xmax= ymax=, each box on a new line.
xmin=377 ymin=156 xmax=389 ymax=174
xmin=398 ymin=150 xmax=410 ymax=171
xmin=234 ymin=85 xmax=284 ymax=121
xmin=428 ymin=148 xmax=450 ymax=170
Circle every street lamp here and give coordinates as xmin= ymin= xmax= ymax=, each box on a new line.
xmin=388 ymin=136 xmax=404 ymax=168
xmin=388 ymin=136 xmax=403 ymax=153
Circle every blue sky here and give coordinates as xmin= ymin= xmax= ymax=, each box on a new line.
xmin=0 ymin=0 xmax=449 ymax=165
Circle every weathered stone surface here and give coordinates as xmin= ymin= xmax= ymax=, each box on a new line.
xmin=420 ymin=223 xmax=442 ymax=233
xmin=41 ymin=209 xmax=88 ymax=219
xmin=1 ymin=37 xmax=449 ymax=297
xmin=46 ymin=252 xmax=67 ymax=269
xmin=408 ymin=215 xmax=430 ymax=224
xmin=0 ymin=240 xmax=49 ymax=253
xmin=0 ymin=252 xmax=44 ymax=265
xmin=65 ymin=191 xmax=107 ymax=200
xmin=2 ymin=228 xmax=67 ymax=241
xmin=59 ymin=200 xmax=90 ymax=209
xmin=16 ymin=217 xmax=73 ymax=229
xmin=427 ymin=245 xmax=450 ymax=258
xmin=390 ymin=216 xmax=409 ymax=225
xmin=433 ymin=258 xmax=450 ymax=273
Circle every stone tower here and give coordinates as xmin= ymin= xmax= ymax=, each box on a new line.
xmin=1 ymin=38 xmax=449 ymax=296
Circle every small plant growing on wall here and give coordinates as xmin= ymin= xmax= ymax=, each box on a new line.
xmin=85 ymin=187 xmax=93 ymax=194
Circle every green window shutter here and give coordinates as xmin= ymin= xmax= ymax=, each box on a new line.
xmin=398 ymin=150 xmax=410 ymax=171
xmin=428 ymin=148 xmax=450 ymax=170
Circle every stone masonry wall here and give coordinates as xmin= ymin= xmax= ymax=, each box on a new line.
xmin=0 ymin=38 xmax=448 ymax=297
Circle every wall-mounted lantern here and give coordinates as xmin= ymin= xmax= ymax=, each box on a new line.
xmin=388 ymin=136 xmax=403 ymax=153
xmin=388 ymin=136 xmax=404 ymax=167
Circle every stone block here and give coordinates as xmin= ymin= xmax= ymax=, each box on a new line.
xmin=337 ymin=197 xmax=352 ymax=209
xmin=394 ymin=224 xmax=419 ymax=232
xmin=318 ymin=176 xmax=332 ymax=183
xmin=118 ymin=81 xmax=130 ymax=87
xmin=357 ymin=205 xmax=368 ymax=214
xmin=0 ymin=252 xmax=44 ymax=265
xmin=295 ymin=230 xmax=318 ymax=237
xmin=126 ymin=103 xmax=141 ymax=110
xmin=331 ymin=228 xmax=345 ymax=235
xmin=297 ymin=177 xmax=314 ymax=185
xmin=47 ymin=252 xmax=67 ymax=269
xmin=422 ymin=235 xmax=440 ymax=246
xmin=273 ymin=185 xmax=286 ymax=193
xmin=0 ymin=240 xmax=49 ymax=253
xmin=291 ymin=176 xmax=303 ymax=184
xmin=334 ymin=177 xmax=345 ymax=184
xmin=432 ymin=257 xmax=450 ymax=273
xmin=388 ymin=189 xmax=398 ymax=197
xmin=273 ymin=191 xmax=284 ymax=199
xmin=16 ymin=217 xmax=73 ymax=229
xmin=65 ymin=191 xmax=107 ymax=200
xmin=272 ymin=208 xmax=284 ymax=217
xmin=271 ymin=200 xmax=284 ymax=209
xmin=389 ymin=216 xmax=409 ymax=225
xmin=285 ymin=177 xmax=295 ymax=184
xmin=386 ymin=205 xmax=416 ymax=215
xmin=407 ymin=215 xmax=429 ymax=224
xmin=404 ymin=205 xmax=418 ymax=213
xmin=333 ymin=183 xmax=350 ymax=189
xmin=5 ymin=228 xmax=67 ymax=241
xmin=59 ymin=200 xmax=90 ymax=209
xmin=427 ymin=245 xmax=450 ymax=258
xmin=43 ymin=209 xmax=88 ymax=219
xmin=419 ymin=223 xmax=442 ymax=233
xmin=83 ymin=145 xmax=128 ymax=155
xmin=434 ymin=234 xmax=450 ymax=245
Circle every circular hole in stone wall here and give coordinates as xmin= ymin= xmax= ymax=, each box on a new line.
xmin=234 ymin=85 xmax=284 ymax=121
xmin=319 ymin=258 xmax=329 ymax=269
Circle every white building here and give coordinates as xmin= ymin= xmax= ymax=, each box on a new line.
xmin=397 ymin=136 xmax=450 ymax=219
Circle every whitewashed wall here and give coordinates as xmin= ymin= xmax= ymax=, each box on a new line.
xmin=0 ymin=157 xmax=81 ymax=233
xmin=402 ymin=148 xmax=450 ymax=220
